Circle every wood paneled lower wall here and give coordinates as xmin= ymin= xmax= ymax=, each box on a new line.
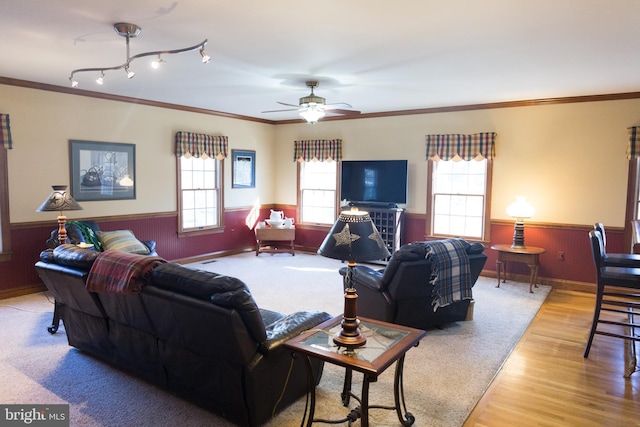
xmin=2 ymin=208 xmax=607 ymax=298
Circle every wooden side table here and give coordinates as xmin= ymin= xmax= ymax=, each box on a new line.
xmin=284 ymin=316 xmax=425 ymax=426
xmin=491 ymin=244 xmax=546 ymax=293
xmin=255 ymin=226 xmax=295 ymax=256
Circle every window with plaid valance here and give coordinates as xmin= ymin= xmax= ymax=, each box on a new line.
xmin=293 ymin=139 xmax=342 ymax=162
xmin=425 ymin=132 xmax=496 ymax=161
xmin=1 ymin=114 xmax=12 ymax=150
xmin=175 ymin=131 xmax=228 ymax=159
xmin=627 ymin=126 xmax=640 ymax=159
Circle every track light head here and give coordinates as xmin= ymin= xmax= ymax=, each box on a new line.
xmin=151 ymin=55 xmax=165 ymax=69
xmin=69 ymin=76 xmax=78 ymax=88
xmin=124 ymin=65 xmax=135 ymax=79
xmin=96 ymin=72 xmax=105 ymax=85
xmin=200 ymin=47 xmax=211 ymax=63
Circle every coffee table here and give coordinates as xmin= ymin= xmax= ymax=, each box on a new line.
xmin=284 ymin=316 xmax=425 ymax=426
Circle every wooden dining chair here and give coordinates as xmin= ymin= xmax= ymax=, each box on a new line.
xmin=632 ymin=220 xmax=640 ymax=254
xmin=585 ymin=230 xmax=640 ymax=368
xmin=593 ymin=223 xmax=640 ymax=267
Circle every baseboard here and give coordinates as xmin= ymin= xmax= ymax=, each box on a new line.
xmin=480 ymin=270 xmax=595 ymax=293
xmin=0 ymin=283 xmax=46 ymax=300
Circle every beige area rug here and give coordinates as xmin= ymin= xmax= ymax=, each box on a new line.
xmin=0 ymin=251 xmax=550 ymax=426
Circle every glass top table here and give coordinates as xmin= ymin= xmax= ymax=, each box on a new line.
xmin=284 ymin=316 xmax=426 ymax=426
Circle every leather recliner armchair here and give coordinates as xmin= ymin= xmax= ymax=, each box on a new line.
xmin=340 ymin=239 xmax=487 ymax=330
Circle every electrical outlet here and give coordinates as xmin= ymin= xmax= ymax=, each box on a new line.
xmin=557 ymin=251 xmax=565 ymax=261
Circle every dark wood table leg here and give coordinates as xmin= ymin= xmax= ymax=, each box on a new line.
xmin=496 ymin=258 xmax=505 ymax=288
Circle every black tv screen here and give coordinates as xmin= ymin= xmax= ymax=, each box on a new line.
xmin=341 ymin=160 xmax=408 ymax=206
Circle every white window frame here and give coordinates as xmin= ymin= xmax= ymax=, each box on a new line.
xmin=297 ymin=160 xmax=339 ymax=226
xmin=426 ymin=158 xmax=492 ymax=242
xmin=177 ymin=155 xmax=224 ymax=236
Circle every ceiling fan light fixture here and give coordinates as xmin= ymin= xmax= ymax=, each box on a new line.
xmin=69 ymin=23 xmax=209 ymax=87
xmin=300 ymin=105 xmax=326 ymax=124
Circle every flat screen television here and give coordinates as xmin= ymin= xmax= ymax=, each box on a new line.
xmin=340 ymin=160 xmax=408 ymax=206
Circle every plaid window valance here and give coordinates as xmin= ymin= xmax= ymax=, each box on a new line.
xmin=627 ymin=126 xmax=640 ymax=159
xmin=426 ymin=132 xmax=496 ymax=161
xmin=1 ymin=114 xmax=12 ymax=149
xmin=175 ymin=131 xmax=228 ymax=159
xmin=293 ymin=139 xmax=342 ymax=162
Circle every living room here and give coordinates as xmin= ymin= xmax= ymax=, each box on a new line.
xmin=2 ymin=2 xmax=640 ymax=425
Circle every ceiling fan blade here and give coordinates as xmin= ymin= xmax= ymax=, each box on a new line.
xmin=327 ymin=109 xmax=361 ymax=116
xmin=325 ymin=102 xmax=353 ymax=109
xmin=262 ymin=108 xmax=299 ymax=113
xmin=277 ymin=101 xmax=301 ymax=108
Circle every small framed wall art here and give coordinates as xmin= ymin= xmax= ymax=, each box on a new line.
xmin=69 ymin=140 xmax=136 ymax=201
xmin=232 ymin=149 xmax=255 ymax=188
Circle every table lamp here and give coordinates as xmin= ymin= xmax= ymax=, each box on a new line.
xmin=506 ymin=196 xmax=535 ymax=249
xmin=36 ymin=185 xmax=83 ymax=245
xmin=317 ymin=209 xmax=390 ymax=349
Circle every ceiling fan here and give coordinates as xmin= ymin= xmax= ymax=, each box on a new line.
xmin=262 ymin=80 xmax=361 ymax=123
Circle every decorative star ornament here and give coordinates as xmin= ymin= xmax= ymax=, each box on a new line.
xmin=369 ymin=231 xmax=386 ymax=248
xmin=333 ymin=224 xmax=361 ymax=247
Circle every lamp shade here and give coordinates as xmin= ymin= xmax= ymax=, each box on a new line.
xmin=36 ymin=185 xmax=83 ymax=213
xmin=506 ymin=196 xmax=535 ymax=219
xmin=317 ymin=210 xmax=390 ymax=262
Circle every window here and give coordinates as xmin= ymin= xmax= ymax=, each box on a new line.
xmin=427 ymin=158 xmax=492 ymax=240
xmin=178 ymin=155 xmax=223 ymax=234
xmin=298 ymin=161 xmax=338 ymax=225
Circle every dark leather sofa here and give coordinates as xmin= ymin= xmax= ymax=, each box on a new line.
xmin=35 ymin=248 xmax=331 ymax=426
xmin=340 ymin=239 xmax=487 ymax=330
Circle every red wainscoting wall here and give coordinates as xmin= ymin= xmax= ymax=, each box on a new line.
xmin=1 ymin=207 xmax=611 ymax=297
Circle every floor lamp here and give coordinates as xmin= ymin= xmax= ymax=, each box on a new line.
xmin=317 ymin=209 xmax=390 ymax=350
xmin=36 ymin=185 xmax=83 ymax=245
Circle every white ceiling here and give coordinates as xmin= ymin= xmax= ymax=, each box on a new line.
xmin=2 ymin=1 xmax=640 ymax=122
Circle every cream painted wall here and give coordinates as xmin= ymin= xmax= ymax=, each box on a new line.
xmin=3 ymin=82 xmax=640 ymax=227
xmin=274 ymin=99 xmax=640 ymax=226
xmin=1 ymin=84 xmax=275 ymax=223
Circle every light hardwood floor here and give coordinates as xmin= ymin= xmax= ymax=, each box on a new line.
xmin=465 ymin=289 xmax=640 ymax=427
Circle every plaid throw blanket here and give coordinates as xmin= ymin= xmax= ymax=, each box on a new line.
xmin=426 ymin=239 xmax=472 ymax=310
xmin=86 ymin=250 xmax=166 ymax=295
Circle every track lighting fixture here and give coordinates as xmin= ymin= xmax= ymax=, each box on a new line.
xmin=69 ymin=23 xmax=209 ymax=87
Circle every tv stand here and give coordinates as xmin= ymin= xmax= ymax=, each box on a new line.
xmin=348 ymin=202 xmax=398 ymax=209
xmin=347 ymin=203 xmax=405 ymax=262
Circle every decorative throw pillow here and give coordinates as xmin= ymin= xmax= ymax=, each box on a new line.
xmin=97 ymin=230 xmax=150 ymax=255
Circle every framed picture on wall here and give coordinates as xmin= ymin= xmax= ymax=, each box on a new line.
xmin=69 ymin=140 xmax=136 ymax=201
xmin=232 ymin=149 xmax=255 ymax=188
